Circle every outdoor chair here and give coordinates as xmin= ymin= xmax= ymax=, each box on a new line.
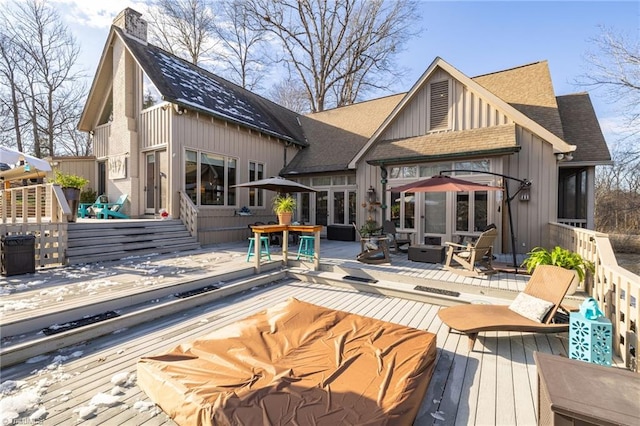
xmin=78 ymin=194 xmax=108 ymax=218
xmin=353 ymin=223 xmax=391 ymax=264
xmin=382 ymin=220 xmax=412 ymax=253
xmin=443 ymin=227 xmax=498 ymax=276
xmin=93 ymin=194 xmax=129 ymax=219
xmin=437 ymin=265 xmax=577 ymax=351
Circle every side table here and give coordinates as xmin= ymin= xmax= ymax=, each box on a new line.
xmin=534 ymin=351 xmax=640 ymax=425
xmin=408 ymin=245 xmax=445 ymax=263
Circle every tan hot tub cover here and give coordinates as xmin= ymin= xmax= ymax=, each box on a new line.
xmin=137 ymin=298 xmax=437 ymax=425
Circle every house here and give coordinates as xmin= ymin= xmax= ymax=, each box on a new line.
xmin=78 ymin=8 xmax=610 ymax=253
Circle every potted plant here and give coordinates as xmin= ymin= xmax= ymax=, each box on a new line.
xmin=521 ymin=246 xmax=595 ymax=295
xmin=359 ymin=219 xmax=382 ymax=237
xmin=272 ymin=194 xmax=296 ymax=225
xmin=51 ymin=170 xmax=89 ymax=222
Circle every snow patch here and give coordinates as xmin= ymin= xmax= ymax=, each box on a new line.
xmin=90 ymin=392 xmax=120 ymax=407
xmin=133 ymin=400 xmax=156 ymax=412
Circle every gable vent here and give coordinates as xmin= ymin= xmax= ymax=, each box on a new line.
xmin=430 ymin=80 xmax=449 ymax=131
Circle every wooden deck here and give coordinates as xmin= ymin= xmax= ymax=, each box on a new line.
xmin=0 ymin=239 xmax=623 ymax=425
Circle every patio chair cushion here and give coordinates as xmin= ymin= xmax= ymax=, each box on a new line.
xmin=137 ymin=298 xmax=437 ymax=425
xmin=508 ymin=292 xmax=554 ymax=322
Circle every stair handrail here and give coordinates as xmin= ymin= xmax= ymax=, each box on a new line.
xmin=179 ymin=190 xmax=198 ymax=239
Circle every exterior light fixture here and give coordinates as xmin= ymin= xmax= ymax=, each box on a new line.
xmin=367 ymin=186 xmax=377 ymax=204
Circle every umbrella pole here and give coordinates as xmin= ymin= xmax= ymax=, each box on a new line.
xmin=504 ymin=184 xmax=518 ymax=271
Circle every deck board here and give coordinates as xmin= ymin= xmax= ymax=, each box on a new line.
xmin=1 ymin=240 xmax=594 ymax=425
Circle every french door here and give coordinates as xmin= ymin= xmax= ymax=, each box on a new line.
xmin=145 ymin=150 xmax=168 ymax=214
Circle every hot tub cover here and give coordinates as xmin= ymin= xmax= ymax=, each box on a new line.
xmin=137 ymin=298 xmax=437 ymax=425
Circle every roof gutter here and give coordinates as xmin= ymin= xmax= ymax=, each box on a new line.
xmin=366 ymin=146 xmax=521 ymax=166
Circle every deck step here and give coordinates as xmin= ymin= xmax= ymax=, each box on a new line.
xmin=0 ymin=268 xmax=286 ymax=368
xmin=287 ymin=268 xmax=507 ymax=307
xmin=66 ymin=219 xmax=200 ymax=264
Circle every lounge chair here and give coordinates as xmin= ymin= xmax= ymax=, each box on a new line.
xmin=382 ymin=220 xmax=412 ymax=253
xmin=438 ymin=265 xmax=576 ymax=351
xmin=354 ymin=223 xmax=391 ymax=264
xmin=443 ymin=227 xmax=498 ymax=276
xmin=94 ymin=194 xmax=129 ymax=219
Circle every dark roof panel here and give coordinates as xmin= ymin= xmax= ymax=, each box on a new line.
xmin=115 ymin=28 xmax=306 ymax=146
xmin=556 ymin=93 xmax=611 ymax=163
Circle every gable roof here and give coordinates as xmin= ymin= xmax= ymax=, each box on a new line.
xmin=556 ymin=93 xmax=611 ymax=164
xmin=81 ymin=27 xmax=306 ymax=146
xmin=281 ymin=94 xmax=404 ymax=175
xmin=349 ymin=57 xmax=577 ymax=168
xmin=472 ymin=61 xmax=565 ymax=139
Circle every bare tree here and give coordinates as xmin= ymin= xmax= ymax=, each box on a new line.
xmin=580 ymin=26 xmax=640 ymax=140
xmin=0 ymin=32 xmax=25 ymax=152
xmin=269 ymin=78 xmax=311 ymax=113
xmin=596 ymin=140 xmax=640 ymax=233
xmin=212 ymin=0 xmax=270 ymax=90
xmin=248 ymin=0 xmax=420 ymax=112
xmin=0 ymin=0 xmax=87 ymax=157
xmin=147 ymin=0 xmax=217 ymax=66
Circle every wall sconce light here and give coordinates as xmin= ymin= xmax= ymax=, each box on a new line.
xmin=519 ymin=190 xmax=530 ymax=202
xmin=555 ymin=152 xmax=574 ymax=162
xmin=367 ymin=186 xmax=377 ymax=204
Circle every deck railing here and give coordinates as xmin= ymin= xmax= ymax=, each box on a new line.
xmin=179 ymin=191 xmax=198 ymax=239
xmin=1 ymin=184 xmax=72 ymax=267
xmin=549 ymin=222 xmax=639 ymax=372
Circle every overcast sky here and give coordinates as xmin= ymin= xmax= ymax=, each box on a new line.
xmin=6 ymin=0 xmax=639 ymax=145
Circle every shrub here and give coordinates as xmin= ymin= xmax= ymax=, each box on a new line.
xmin=521 ymin=246 xmax=595 ymax=282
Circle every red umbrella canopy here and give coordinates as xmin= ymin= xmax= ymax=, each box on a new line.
xmin=389 ymin=175 xmax=502 ymax=193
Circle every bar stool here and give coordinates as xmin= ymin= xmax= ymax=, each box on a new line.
xmin=247 ymin=236 xmax=271 ymax=262
xmin=296 ymin=235 xmax=315 ymax=260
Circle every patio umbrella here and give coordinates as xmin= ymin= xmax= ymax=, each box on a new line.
xmin=232 ymin=176 xmax=317 ymax=193
xmin=389 ymin=174 xmax=520 ymax=269
xmin=389 ymin=175 xmax=501 ymax=193
xmin=0 ymin=146 xmax=52 ymax=172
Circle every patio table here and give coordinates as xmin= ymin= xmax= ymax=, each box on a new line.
xmin=250 ymin=224 xmax=323 ymax=273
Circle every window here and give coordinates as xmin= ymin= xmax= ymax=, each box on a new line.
xmin=184 ymin=149 xmax=237 ymax=206
xmin=248 ymin=161 xmax=264 ymax=207
xmin=389 ymin=166 xmax=418 ymax=179
xmin=558 ymin=168 xmax=587 ymax=220
xmin=453 ymin=160 xmax=490 ymax=174
xmin=456 ymin=191 xmax=488 ymax=233
xmin=429 ymin=80 xmax=449 ymax=131
xmin=424 ymin=192 xmax=446 ymax=234
xmin=142 ymin=72 xmax=161 ymax=110
xmin=390 ymin=191 xmax=415 ymax=229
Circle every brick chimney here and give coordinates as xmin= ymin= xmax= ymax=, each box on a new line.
xmin=113 ymin=8 xmax=147 ymax=42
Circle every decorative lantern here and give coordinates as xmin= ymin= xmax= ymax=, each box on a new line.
xmin=569 ymin=298 xmax=612 ymax=367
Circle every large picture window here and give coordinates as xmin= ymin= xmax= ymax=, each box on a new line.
xmin=184 ymin=149 xmax=237 ymax=206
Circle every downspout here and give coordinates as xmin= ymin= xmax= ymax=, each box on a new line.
xmin=380 ymin=165 xmax=388 ymax=220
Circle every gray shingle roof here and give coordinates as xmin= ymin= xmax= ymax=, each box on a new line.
xmin=366 ymin=124 xmax=519 ymax=165
xmin=116 ymin=28 xmax=306 ymax=146
xmin=556 ymin=93 xmax=611 ymax=163
xmin=281 ymin=95 xmax=404 ymax=175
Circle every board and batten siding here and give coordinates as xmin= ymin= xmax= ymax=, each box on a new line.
xmin=507 ymin=127 xmax=558 ymax=253
xmin=139 ymin=105 xmax=171 ymax=150
xmin=380 ymin=68 xmax=512 ymax=141
xmin=170 ymin=111 xmax=294 ymax=244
